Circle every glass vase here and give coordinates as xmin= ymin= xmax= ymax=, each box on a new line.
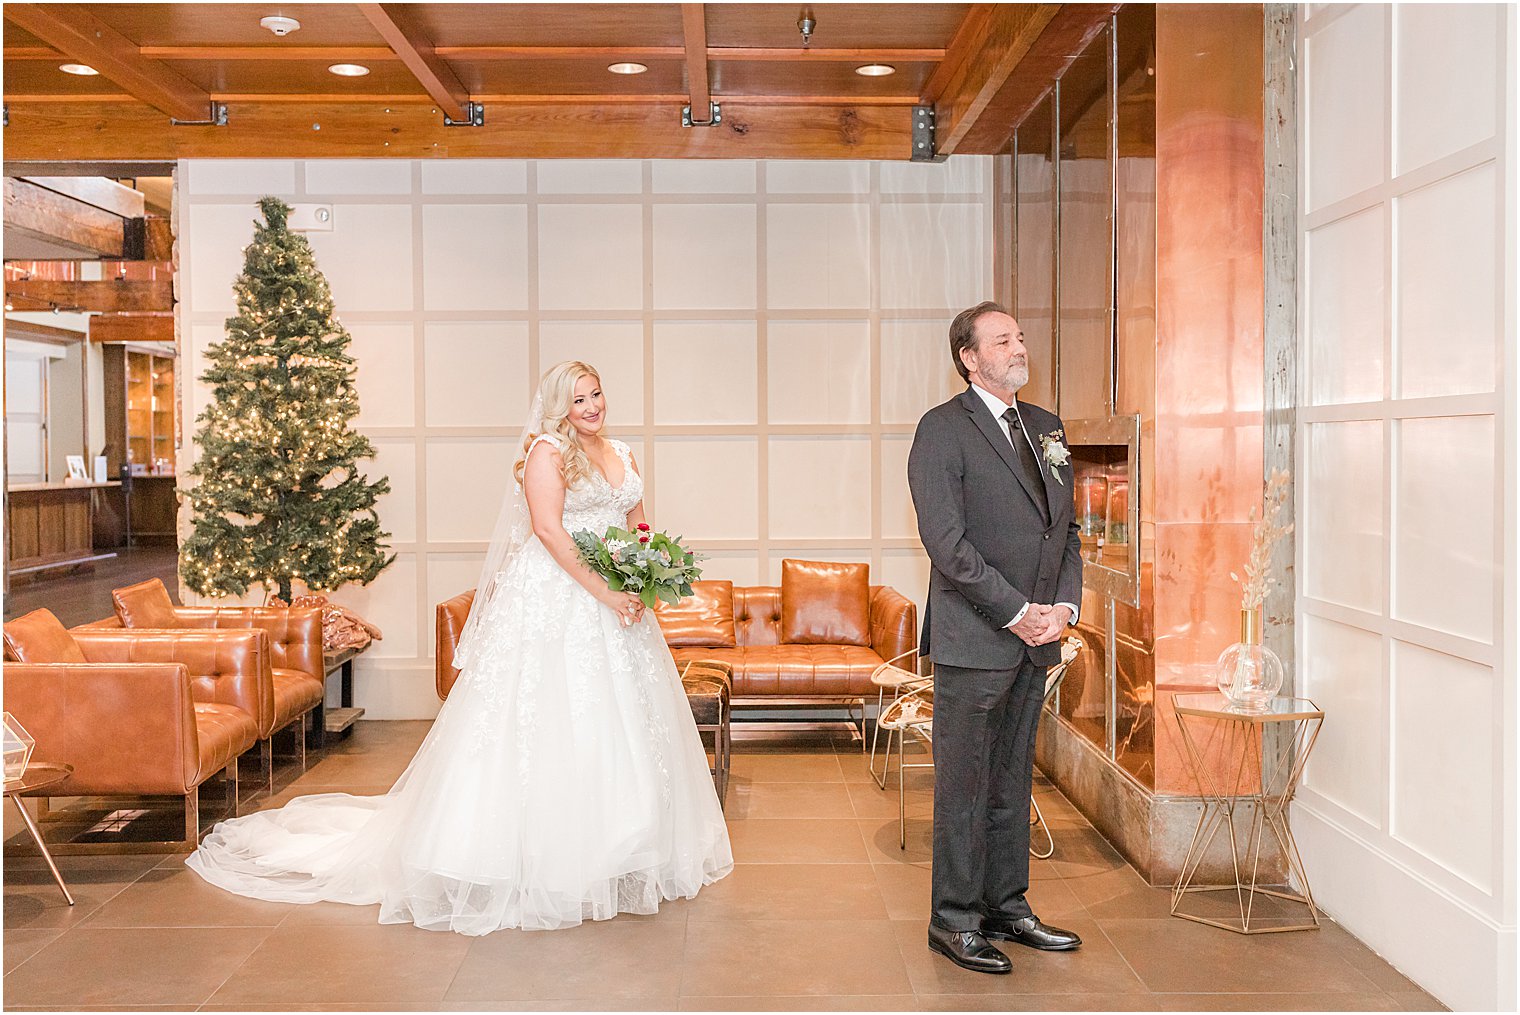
xmin=1215 ymin=609 xmax=1284 ymax=712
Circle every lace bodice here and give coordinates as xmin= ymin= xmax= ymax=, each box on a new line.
xmin=545 ymin=437 xmax=644 ymax=535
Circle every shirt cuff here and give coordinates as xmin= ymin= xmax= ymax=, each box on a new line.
xmin=1005 ymin=602 xmax=1029 ymax=629
xmin=1054 ymin=602 xmax=1079 ymax=626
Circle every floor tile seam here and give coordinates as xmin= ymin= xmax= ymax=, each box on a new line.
xmin=192 ymin=923 xmax=289 ymax=1009
xmin=1085 ymin=912 xmax=1155 ymax=995
xmin=0 ymin=925 xmax=72 ymax=980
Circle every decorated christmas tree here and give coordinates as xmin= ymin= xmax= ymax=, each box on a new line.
xmin=181 ymin=197 xmax=394 ymax=603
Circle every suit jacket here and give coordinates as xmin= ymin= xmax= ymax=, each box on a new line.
xmin=906 ymin=387 xmax=1082 ymax=670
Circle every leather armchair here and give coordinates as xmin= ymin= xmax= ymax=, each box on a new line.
xmin=81 ymin=578 xmax=325 ymax=789
xmin=3 ymin=609 xmax=264 ymax=853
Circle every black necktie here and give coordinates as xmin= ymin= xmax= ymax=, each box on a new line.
xmin=1003 ymin=407 xmax=1044 ymax=489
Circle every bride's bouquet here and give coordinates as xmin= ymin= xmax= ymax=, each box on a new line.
xmin=572 ymin=523 xmax=704 ymax=609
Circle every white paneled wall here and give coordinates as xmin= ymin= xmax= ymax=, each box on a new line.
xmin=1297 ymin=6 xmax=1516 ymax=1010
xmin=177 ymin=158 xmax=988 ymax=723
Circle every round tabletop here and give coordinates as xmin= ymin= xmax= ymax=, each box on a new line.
xmin=3 ymin=762 xmax=73 ymax=796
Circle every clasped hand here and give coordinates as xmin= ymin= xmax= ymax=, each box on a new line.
xmin=1010 ymin=603 xmax=1070 ymax=647
xmin=604 ymin=590 xmax=646 ymax=627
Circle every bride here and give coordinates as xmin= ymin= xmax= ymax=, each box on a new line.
xmin=187 ymin=360 xmax=733 ymax=934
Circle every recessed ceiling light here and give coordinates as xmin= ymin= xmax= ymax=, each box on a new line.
xmin=855 ymin=63 xmax=896 ymax=77
xmin=607 ymin=62 xmax=649 ymax=75
xmin=328 ymin=63 xmax=370 ymax=77
xmin=59 ymin=63 xmax=99 ymax=76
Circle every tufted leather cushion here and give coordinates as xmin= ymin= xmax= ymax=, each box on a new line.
xmin=272 ymin=667 xmax=324 ymax=728
xmin=656 ymin=580 xmax=737 ymax=647
xmin=3 ymin=609 xmax=88 ymax=664
xmin=680 ymin=659 xmax=732 ymax=726
xmin=670 ymin=644 xmax=886 ymax=697
xmin=780 ymin=559 xmax=870 ymax=646
xmin=112 ymin=578 xmax=178 ymax=628
xmin=192 ymin=703 xmax=260 ymax=782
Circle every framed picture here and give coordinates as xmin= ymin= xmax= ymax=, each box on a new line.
xmin=65 ymin=455 xmax=89 ymax=482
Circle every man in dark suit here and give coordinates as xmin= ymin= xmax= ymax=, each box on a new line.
xmin=906 ymin=301 xmax=1083 ymax=974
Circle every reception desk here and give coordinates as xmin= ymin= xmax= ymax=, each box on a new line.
xmin=6 ymin=481 xmax=121 ymax=576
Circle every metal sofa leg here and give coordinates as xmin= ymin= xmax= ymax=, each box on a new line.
xmin=185 ymin=788 xmax=201 ymax=845
xmin=226 ymin=754 xmax=241 ymax=817
xmin=260 ymin=737 xmax=274 ymax=794
xmin=297 ymin=712 xmax=309 ymax=773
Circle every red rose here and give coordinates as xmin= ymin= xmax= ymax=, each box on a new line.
xmin=639 ymin=535 xmax=650 ymax=544
xmin=637 ymin=523 xmax=650 ymax=532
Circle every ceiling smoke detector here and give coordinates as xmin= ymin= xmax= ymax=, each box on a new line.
xmin=260 ymin=15 xmax=301 ymax=37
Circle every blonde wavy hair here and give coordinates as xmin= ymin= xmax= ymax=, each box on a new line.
xmin=513 ymin=360 xmax=602 ymax=488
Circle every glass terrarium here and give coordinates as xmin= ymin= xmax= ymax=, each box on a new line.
xmin=3 ymin=712 xmax=36 ymax=784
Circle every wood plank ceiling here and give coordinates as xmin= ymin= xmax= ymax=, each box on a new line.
xmin=2 ymin=3 xmax=1118 ymax=161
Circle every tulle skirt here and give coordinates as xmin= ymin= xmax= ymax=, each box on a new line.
xmin=186 ymin=540 xmax=733 ymax=934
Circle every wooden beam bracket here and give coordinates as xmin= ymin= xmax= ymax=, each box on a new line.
xmin=169 ymin=101 xmax=228 ymax=127
xmin=442 ymin=101 xmax=485 ymax=127
xmin=681 ymin=101 xmax=722 ymax=127
xmin=910 ymin=105 xmax=948 ymax=163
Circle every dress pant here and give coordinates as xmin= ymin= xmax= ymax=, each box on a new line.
xmin=929 ymin=658 xmax=1046 ymax=932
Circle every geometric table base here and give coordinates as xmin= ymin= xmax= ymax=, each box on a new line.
xmin=1171 ymin=693 xmax=1325 ymax=934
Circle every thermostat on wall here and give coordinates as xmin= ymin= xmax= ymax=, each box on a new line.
xmin=287 ymin=204 xmax=334 ymax=232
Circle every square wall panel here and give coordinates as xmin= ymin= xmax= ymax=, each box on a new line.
xmin=1300 ymin=615 xmax=1384 ymax=826
xmin=1306 ymin=5 xmax=1386 ymax=211
xmin=536 ymin=160 xmax=643 ymax=194
xmin=349 ymin=323 xmax=417 ymax=428
xmin=425 ymin=554 xmax=488 ymax=641
xmin=880 ymin=157 xmax=987 ymax=194
xmin=881 ymin=204 xmax=986 ymax=311
xmin=366 ymin=437 xmax=417 ymax=544
xmin=768 ymin=437 xmax=872 ymax=540
xmin=1396 ymin=163 xmax=1498 ymax=399
xmin=421 ymin=160 xmax=528 ymax=195
xmin=539 ymin=321 xmax=646 ymax=426
xmin=306 ymin=204 xmax=415 ymax=312
xmin=767 ymin=321 xmax=870 ymax=425
xmin=880 ymin=437 xmax=917 ymax=539
xmin=421 ymin=204 xmax=529 ymax=311
xmin=652 ymin=205 xmax=758 ymax=310
xmin=425 ymin=439 xmax=517 ymax=542
xmin=691 ymin=551 xmax=762 ymax=587
xmin=1304 ymin=421 xmax=1384 ymax=614
xmin=304 ymin=160 xmax=412 ymax=195
xmin=186 ymin=160 xmax=296 ymax=196
xmin=1307 ymin=208 xmax=1385 ymax=405
xmin=652 ymin=320 xmax=757 ymax=424
xmin=329 ymin=554 xmax=418 ymax=659
xmin=186 ymin=203 xmax=260 ymax=313
xmin=651 ymin=437 xmax=759 ymax=540
xmin=653 ymin=161 xmax=757 ymax=193
xmin=765 ymin=161 xmax=871 ymax=194
xmin=423 ymin=322 xmax=530 ymax=427
xmin=766 ymin=203 xmax=871 ymax=310
xmin=880 ymin=319 xmax=961 ymax=424
xmin=1391 ymin=641 xmax=1496 ymax=892
xmin=879 ymin=551 xmax=930 ymax=614
xmin=1394 ymin=415 xmax=1496 ymax=642
xmin=1395 ymin=4 xmax=1500 ymax=174
xmin=538 ymin=204 xmax=643 ymax=311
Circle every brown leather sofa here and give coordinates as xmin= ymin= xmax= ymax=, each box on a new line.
xmin=79 ymin=578 xmax=325 ymax=789
xmin=3 ymin=608 xmax=265 ymax=853
xmin=434 ymin=560 xmax=917 ymax=737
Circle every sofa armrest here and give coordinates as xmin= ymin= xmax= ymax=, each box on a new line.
xmin=435 ymin=589 xmax=477 ymax=701
xmin=868 ymin=586 xmax=918 ymax=670
xmin=70 ymin=628 xmax=275 ymax=737
xmin=3 ymin=662 xmax=199 ymax=795
xmin=165 ymin=606 xmax=324 ymax=683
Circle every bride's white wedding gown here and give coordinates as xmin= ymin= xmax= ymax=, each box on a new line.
xmin=187 ymin=438 xmax=733 ymax=934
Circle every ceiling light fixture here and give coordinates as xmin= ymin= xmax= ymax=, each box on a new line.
xmin=607 ymin=62 xmax=648 ymax=75
xmin=855 ymin=63 xmax=896 ymax=77
xmin=59 ymin=63 xmax=98 ymax=76
xmin=798 ymin=7 xmax=816 ymax=47
xmin=328 ymin=63 xmax=370 ymax=77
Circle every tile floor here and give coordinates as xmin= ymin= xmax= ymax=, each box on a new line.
xmin=3 ymin=721 xmax=1447 ymax=1012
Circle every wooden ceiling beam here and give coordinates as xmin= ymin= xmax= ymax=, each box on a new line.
xmin=27 ymin=44 xmax=951 ymax=63
xmin=4 ymin=100 xmax=912 ymax=160
xmin=357 ymin=3 xmax=471 ymax=122
xmin=925 ymin=3 xmax=1061 ymax=157
xmin=3 ymin=178 xmax=127 ymax=258
xmin=88 ymin=314 xmax=175 ymax=344
xmin=682 ymin=4 xmax=712 ymax=120
xmin=4 ymin=279 xmax=173 ymax=314
xmin=2 ymin=3 xmax=217 ymax=122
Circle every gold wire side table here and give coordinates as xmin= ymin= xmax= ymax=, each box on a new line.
xmin=1170 ymin=692 xmax=1324 ymax=934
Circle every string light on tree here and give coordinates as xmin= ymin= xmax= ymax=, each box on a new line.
xmin=181 ymin=197 xmax=395 ymax=603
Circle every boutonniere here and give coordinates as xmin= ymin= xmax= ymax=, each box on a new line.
xmin=1039 ymin=430 xmax=1070 ymax=486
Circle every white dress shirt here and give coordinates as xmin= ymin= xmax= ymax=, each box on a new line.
xmin=967 ymin=384 xmax=1080 ymax=633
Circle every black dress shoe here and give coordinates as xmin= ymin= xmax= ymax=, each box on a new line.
xmin=926 ymin=924 xmax=1012 ymax=974
xmin=982 ymin=914 xmax=1082 ymax=951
